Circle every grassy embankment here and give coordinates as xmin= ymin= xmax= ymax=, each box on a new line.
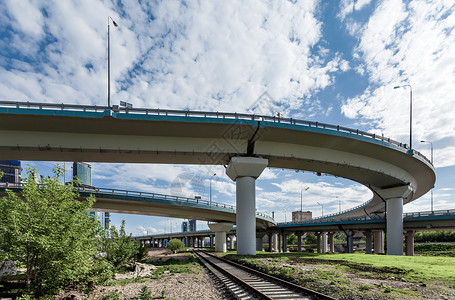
xmin=219 ymin=250 xmax=455 ymax=299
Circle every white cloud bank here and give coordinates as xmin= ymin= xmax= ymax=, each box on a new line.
xmin=0 ymin=0 xmax=349 ymax=117
xmin=340 ymin=0 xmax=455 ymax=167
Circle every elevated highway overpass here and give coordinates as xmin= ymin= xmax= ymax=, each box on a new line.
xmin=0 ymin=184 xmax=274 ymax=229
xmin=0 ymin=100 xmax=436 ymax=255
xmin=137 ymin=209 xmax=455 ymax=256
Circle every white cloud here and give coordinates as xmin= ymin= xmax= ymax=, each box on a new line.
xmin=0 ymin=0 xmax=349 ymax=118
xmin=341 ymin=0 xmax=455 ymax=167
xmin=338 ymin=0 xmax=373 ymax=21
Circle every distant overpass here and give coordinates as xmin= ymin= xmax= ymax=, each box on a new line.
xmin=0 ymin=184 xmax=275 ymax=229
xmin=136 ymin=209 xmax=455 ymax=255
xmin=0 ymin=100 xmax=436 ymax=255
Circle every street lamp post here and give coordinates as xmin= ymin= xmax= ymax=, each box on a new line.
xmin=394 ymin=84 xmax=413 ymax=149
xmin=421 ymin=140 xmax=434 ymax=211
xmin=209 ymin=173 xmax=216 ymax=206
xmin=317 ymin=202 xmax=324 ymax=217
xmin=108 ymin=16 xmax=118 ymax=109
xmin=300 ymin=187 xmax=309 ymax=212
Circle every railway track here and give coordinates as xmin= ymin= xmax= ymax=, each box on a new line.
xmin=193 ymin=250 xmax=335 ymax=300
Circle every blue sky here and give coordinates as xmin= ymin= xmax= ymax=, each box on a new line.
xmin=1 ymin=0 xmax=454 ymax=235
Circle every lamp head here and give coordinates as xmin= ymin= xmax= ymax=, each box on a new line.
xmin=394 ymin=86 xmax=401 ymax=89
xmin=112 ymin=20 xmax=118 ymax=27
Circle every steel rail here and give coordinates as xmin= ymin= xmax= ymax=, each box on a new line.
xmin=194 ymin=250 xmax=335 ymax=300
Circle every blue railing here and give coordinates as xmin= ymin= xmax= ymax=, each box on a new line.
xmin=277 ymin=209 xmax=455 ymax=226
xmin=0 ymin=100 xmax=431 ymax=164
xmin=0 ymin=182 xmax=273 ymax=221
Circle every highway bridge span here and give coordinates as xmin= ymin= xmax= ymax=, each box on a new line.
xmin=0 ymin=101 xmax=435 ymax=255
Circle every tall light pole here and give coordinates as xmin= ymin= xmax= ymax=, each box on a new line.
xmin=209 ymin=173 xmax=216 ymax=206
xmin=394 ymin=84 xmax=413 ymax=149
xmin=300 ymin=187 xmax=309 ymax=212
xmin=108 ymin=16 xmax=118 ymax=109
xmin=317 ymin=202 xmax=324 ymax=217
xmin=421 ymin=140 xmax=434 ymax=211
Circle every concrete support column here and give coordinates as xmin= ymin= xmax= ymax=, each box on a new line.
xmin=328 ymin=233 xmax=335 ymax=253
xmin=226 ymin=157 xmax=268 ymax=255
xmin=282 ymin=233 xmax=288 ymax=252
xmin=256 ymin=232 xmax=265 ymax=251
xmin=387 ymin=197 xmax=404 ymax=255
xmin=374 ymin=231 xmax=384 ymax=254
xmin=191 ymin=237 xmax=195 ymax=248
xmin=278 ymin=232 xmax=282 ymax=252
xmin=267 ymin=232 xmax=273 ymax=252
xmin=346 ymin=231 xmax=353 ymax=253
xmin=158 ymin=239 xmax=162 ymax=248
xmin=378 ymin=185 xmax=413 ymax=255
xmin=321 ymin=232 xmax=328 ymax=253
xmin=229 ymin=235 xmax=235 ymax=250
xmin=297 ymin=231 xmax=303 ymax=252
xmin=210 ymin=235 xmax=214 ymax=248
xmin=405 ymin=230 xmax=416 ymax=256
xmin=208 ymin=223 xmax=233 ymax=253
xmin=365 ymin=231 xmax=372 ymax=254
xmin=316 ymin=233 xmax=321 ymax=253
xmin=273 ymin=233 xmax=279 ymax=252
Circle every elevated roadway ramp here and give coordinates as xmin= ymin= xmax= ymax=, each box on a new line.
xmin=0 ymin=101 xmax=436 ymax=255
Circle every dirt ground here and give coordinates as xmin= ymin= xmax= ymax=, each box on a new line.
xmin=56 ymin=248 xmax=224 ymax=300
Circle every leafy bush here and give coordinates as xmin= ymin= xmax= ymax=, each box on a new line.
xmin=166 ymin=239 xmax=185 ymax=253
xmin=414 ymin=243 xmax=455 ymax=256
xmin=415 ymin=231 xmax=455 ymax=243
xmin=103 ymin=220 xmax=148 ymax=269
xmin=0 ymin=166 xmax=103 ymax=297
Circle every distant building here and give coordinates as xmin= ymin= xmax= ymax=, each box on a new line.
xmin=292 ymin=211 xmax=312 ymax=222
xmin=189 ymin=219 xmax=197 ymax=232
xmin=0 ymin=160 xmax=21 ymax=185
xmin=73 ymin=162 xmax=109 ymax=229
xmin=181 ymin=221 xmax=188 ymax=232
xmin=73 ymin=162 xmax=92 ymax=186
xmin=103 ymin=212 xmax=110 ymax=230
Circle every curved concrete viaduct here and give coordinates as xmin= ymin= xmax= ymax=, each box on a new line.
xmin=0 ymin=101 xmax=435 ymax=255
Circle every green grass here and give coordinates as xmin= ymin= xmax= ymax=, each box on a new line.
xmin=238 ymin=251 xmax=455 ymax=282
xmin=313 ymin=253 xmax=455 ymax=281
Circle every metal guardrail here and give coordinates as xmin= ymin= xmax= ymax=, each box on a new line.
xmin=0 ymin=100 xmax=431 ymax=164
xmin=277 ymin=209 xmax=455 ymax=226
xmin=0 ymin=182 xmax=273 ymax=220
xmin=309 ymin=199 xmax=372 ymax=221
xmin=403 ymin=209 xmax=455 ymax=218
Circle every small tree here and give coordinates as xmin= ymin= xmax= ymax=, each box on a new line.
xmin=287 ymin=233 xmax=298 ymax=245
xmin=305 ymin=233 xmax=317 ymax=244
xmin=167 ymin=239 xmax=185 ymax=253
xmin=0 ymin=165 xmax=103 ymax=296
xmin=103 ymin=220 xmax=147 ymax=269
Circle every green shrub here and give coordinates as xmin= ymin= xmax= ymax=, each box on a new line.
xmin=166 ymin=239 xmax=185 ymax=253
xmin=139 ymin=285 xmax=152 ymax=300
xmin=103 ymin=221 xmax=147 ymax=270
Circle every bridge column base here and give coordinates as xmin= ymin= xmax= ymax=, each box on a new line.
xmin=256 ymin=232 xmax=265 ymax=251
xmin=405 ymin=230 xmax=416 ymax=256
xmin=365 ymin=230 xmax=372 ymax=254
xmin=282 ymin=233 xmax=288 ymax=252
xmin=374 ymin=230 xmax=384 ymax=254
xmin=328 ymin=232 xmax=335 ymax=253
xmin=378 ymin=185 xmax=413 ymax=255
xmin=297 ymin=231 xmax=303 ymax=252
xmin=208 ymin=222 xmax=233 ymax=253
xmin=346 ymin=231 xmax=354 ymax=253
xmin=226 ymin=157 xmax=268 ymax=255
